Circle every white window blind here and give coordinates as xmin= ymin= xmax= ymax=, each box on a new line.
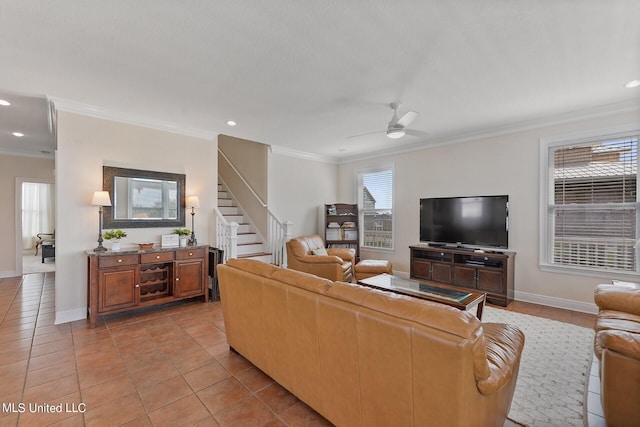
xmin=549 ymin=136 xmax=638 ymax=272
xmin=359 ymin=169 xmax=393 ymax=249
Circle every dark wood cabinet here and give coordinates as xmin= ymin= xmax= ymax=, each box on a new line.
xmin=410 ymin=245 xmax=514 ymax=306
xmin=98 ymin=265 xmax=139 ymax=313
xmin=325 ymin=203 xmax=359 ymax=261
xmin=175 ymin=248 xmax=207 ymax=297
xmin=88 ymin=245 xmax=208 ymax=327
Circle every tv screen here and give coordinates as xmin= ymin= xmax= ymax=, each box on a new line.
xmin=420 ymin=195 xmax=509 ymax=249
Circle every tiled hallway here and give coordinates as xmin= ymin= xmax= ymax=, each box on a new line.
xmin=0 ymin=273 xmax=598 ymax=426
xmin=0 ymin=273 xmax=330 ymax=426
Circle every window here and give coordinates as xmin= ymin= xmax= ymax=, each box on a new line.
xmin=541 ymin=126 xmax=639 ymax=275
xmin=358 ymin=167 xmax=393 ymax=250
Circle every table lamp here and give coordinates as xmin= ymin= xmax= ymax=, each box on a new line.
xmin=187 ymin=195 xmax=200 ymax=245
xmin=91 ymin=191 xmax=112 ymax=252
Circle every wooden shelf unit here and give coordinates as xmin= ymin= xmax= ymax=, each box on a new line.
xmin=87 ymin=245 xmax=208 ymax=327
xmin=325 ymin=203 xmax=359 ymax=261
xmin=409 ymin=245 xmax=515 ymax=307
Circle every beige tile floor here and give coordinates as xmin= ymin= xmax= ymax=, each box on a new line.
xmin=0 ymin=272 xmax=599 ymax=426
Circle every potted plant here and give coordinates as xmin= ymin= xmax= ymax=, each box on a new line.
xmin=173 ymin=228 xmax=191 ymax=247
xmin=103 ymin=229 xmax=127 ymax=251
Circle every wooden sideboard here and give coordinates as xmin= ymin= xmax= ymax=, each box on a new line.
xmin=409 ymin=245 xmax=515 ymax=306
xmin=87 ymin=245 xmax=209 ymax=327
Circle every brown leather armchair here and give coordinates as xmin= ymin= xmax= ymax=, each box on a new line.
xmin=286 ymin=234 xmax=355 ymax=282
xmin=594 ymin=283 xmax=640 ymax=427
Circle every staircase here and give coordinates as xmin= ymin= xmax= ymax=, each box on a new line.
xmin=217 ymin=182 xmax=272 ymax=263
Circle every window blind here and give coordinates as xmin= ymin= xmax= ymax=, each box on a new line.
xmin=360 ymin=169 xmax=393 ymax=249
xmin=551 ymin=136 xmax=638 ymax=272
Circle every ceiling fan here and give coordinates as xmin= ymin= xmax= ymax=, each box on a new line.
xmin=348 ymin=103 xmax=425 ymax=140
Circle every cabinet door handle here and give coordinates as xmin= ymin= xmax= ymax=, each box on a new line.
xmin=176 ymin=278 xmax=180 ymax=281
xmin=156 ymin=255 xmax=161 ymax=259
xmin=135 ymin=284 xmax=140 ymax=288
xmin=188 ymin=252 xmax=193 ymax=256
xmin=118 ymin=259 xmax=122 ymax=263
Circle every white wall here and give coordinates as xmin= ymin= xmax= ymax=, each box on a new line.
xmin=337 ymin=110 xmax=640 ymax=313
xmin=55 ymin=111 xmax=217 ymax=324
xmin=268 ymin=150 xmax=338 ymax=238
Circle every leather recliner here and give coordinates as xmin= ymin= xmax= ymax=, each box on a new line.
xmin=593 ymin=283 xmax=640 ymax=427
xmin=286 ymin=234 xmax=355 ymax=282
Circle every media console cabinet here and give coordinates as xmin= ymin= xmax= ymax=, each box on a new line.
xmin=87 ymin=245 xmax=209 ymax=327
xmin=409 ymin=245 xmax=515 ymax=306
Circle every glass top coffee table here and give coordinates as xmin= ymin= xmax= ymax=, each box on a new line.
xmin=357 ymin=274 xmax=486 ymax=319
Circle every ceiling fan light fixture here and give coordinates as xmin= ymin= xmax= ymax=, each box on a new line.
xmin=387 ymin=128 xmax=405 ymax=139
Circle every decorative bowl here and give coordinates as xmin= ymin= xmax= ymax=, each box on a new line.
xmin=138 ymin=243 xmax=154 ymax=250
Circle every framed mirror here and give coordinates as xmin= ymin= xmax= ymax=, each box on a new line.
xmin=103 ymin=166 xmax=186 ymax=228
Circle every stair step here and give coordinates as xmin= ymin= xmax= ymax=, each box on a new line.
xmin=238 ymin=251 xmax=271 ymax=257
xmin=238 ymin=232 xmax=259 ymax=244
xmin=219 ymin=206 xmax=239 ymax=215
xmin=223 ymin=214 xmax=245 ymax=223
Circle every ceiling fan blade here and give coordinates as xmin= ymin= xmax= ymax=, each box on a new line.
xmin=396 ymin=111 xmax=418 ymax=127
xmin=347 ymin=130 xmax=385 ymax=139
xmin=404 ymin=129 xmax=429 ymax=138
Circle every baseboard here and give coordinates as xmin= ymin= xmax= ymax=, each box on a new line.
xmin=392 ymin=270 xmax=598 ymax=314
xmin=54 ymin=307 xmax=87 ymax=325
xmin=0 ymin=270 xmax=18 ymax=278
xmin=514 ymin=290 xmax=598 ymax=314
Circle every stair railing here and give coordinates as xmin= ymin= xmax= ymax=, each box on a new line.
xmin=217 ymin=148 xmax=292 ymax=266
xmin=213 ymin=207 xmax=238 ymax=263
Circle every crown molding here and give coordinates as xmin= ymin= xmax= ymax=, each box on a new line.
xmin=269 ymin=144 xmax=337 ymax=164
xmin=0 ymin=147 xmax=54 ymax=159
xmin=50 ymin=97 xmax=217 ymax=141
xmin=337 ymin=98 xmax=640 ymax=164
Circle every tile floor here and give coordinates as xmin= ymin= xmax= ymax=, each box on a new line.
xmin=0 ymin=272 xmax=599 ymax=427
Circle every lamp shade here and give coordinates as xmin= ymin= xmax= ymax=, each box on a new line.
xmin=91 ymin=191 xmax=112 ymax=207
xmin=187 ymin=196 xmax=200 ymax=208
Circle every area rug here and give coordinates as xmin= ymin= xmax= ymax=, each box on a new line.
xmin=482 ymin=306 xmax=595 ymax=427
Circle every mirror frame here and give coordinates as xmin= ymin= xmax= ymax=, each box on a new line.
xmin=103 ymin=166 xmax=186 ymax=229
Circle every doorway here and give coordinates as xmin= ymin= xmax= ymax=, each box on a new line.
xmin=19 ymin=180 xmax=55 ymax=274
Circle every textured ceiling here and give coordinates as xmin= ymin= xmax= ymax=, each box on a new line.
xmin=0 ymin=1 xmax=639 ymax=161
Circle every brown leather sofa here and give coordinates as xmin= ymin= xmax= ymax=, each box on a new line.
xmin=286 ymin=234 xmax=355 ymax=282
xmin=218 ymin=258 xmax=525 ymax=427
xmin=594 ymin=283 xmax=640 ymax=427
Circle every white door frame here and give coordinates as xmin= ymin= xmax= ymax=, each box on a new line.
xmin=15 ymin=177 xmax=55 ymax=276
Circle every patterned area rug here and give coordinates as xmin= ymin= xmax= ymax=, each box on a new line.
xmin=482 ymin=306 xmax=595 ymax=427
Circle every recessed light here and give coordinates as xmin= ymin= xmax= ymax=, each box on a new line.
xmin=12 ymin=132 xmax=24 ymax=137
xmin=226 ymin=120 xmax=237 ymax=126
xmin=624 ymin=80 xmax=640 ymax=88
xmin=0 ymin=99 xmax=10 ymax=106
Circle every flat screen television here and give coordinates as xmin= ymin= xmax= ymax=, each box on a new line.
xmin=420 ymin=195 xmax=509 ymax=249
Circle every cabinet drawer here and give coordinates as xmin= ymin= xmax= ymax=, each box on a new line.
xmin=140 ymin=251 xmax=175 ymax=264
xmin=176 ymin=248 xmax=205 ymax=260
xmin=99 ymin=254 xmax=139 ymax=268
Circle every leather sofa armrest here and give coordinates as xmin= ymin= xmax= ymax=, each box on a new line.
xmin=475 ymin=323 xmax=525 ymax=395
xmin=299 ymin=254 xmax=345 ymax=264
xmin=598 ymin=329 xmax=640 ymax=361
xmin=327 ymin=248 xmax=355 ymax=263
xmin=594 ymin=285 xmax=640 ymax=316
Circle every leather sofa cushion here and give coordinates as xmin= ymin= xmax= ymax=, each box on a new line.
xmin=595 ymin=284 xmax=640 ymax=316
xmin=595 ymin=310 xmax=640 ymax=334
xmin=597 ymin=329 xmax=640 ymax=361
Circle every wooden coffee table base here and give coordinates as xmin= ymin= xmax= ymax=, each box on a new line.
xmin=358 ymin=274 xmax=486 ymax=320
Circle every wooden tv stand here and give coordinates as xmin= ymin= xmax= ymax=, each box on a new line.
xmin=409 ymin=245 xmax=514 ymax=306
xmin=87 ymin=245 xmax=209 ymax=327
